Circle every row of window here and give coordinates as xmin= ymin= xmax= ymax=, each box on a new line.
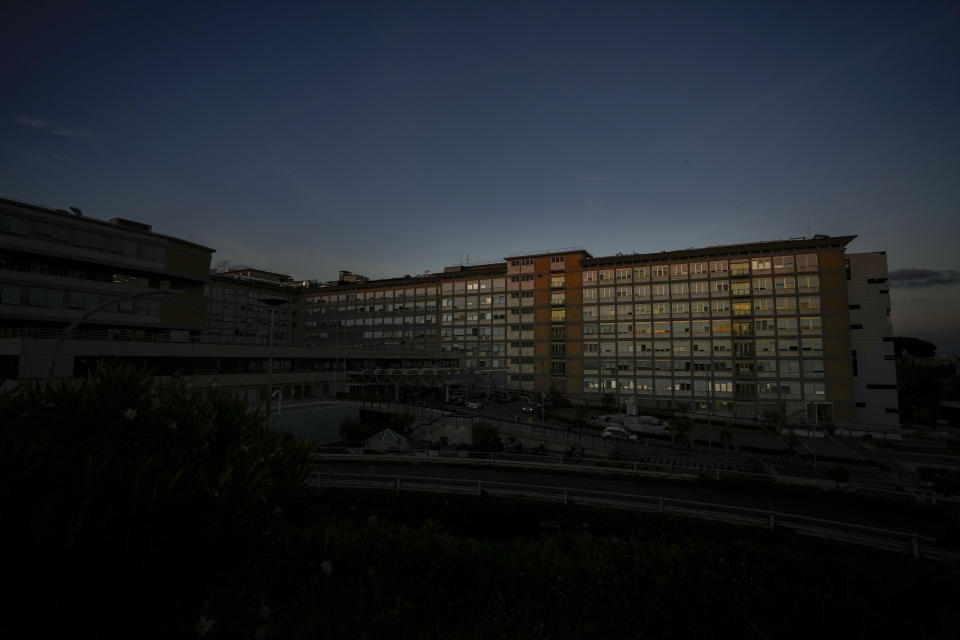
xmin=584 ymin=358 xmax=822 ymax=373
xmin=582 ymin=338 xmax=825 ymax=353
xmin=582 ymin=276 xmax=819 ymax=299
xmin=0 ymin=284 xmax=162 ymax=315
xmin=582 ymin=317 xmax=824 ymax=335
xmin=320 ymin=296 xmax=822 ymax=326
xmin=582 ymin=255 xmax=819 ymax=284
xmin=583 ymin=378 xmax=826 ymax=398
xmin=586 ymin=297 xmax=821 ymax=316
xmin=0 ymin=214 xmax=166 ymax=262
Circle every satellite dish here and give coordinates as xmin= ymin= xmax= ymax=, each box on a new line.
xmin=69 ymin=206 xmax=83 ymax=217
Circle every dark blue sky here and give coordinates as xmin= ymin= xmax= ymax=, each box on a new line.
xmin=2 ymin=1 xmax=959 ymax=352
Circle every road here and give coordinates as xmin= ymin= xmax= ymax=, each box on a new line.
xmin=313 ymin=460 xmax=954 ymax=541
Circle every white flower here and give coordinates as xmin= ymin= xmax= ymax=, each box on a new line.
xmin=321 ymin=560 xmax=333 ymax=577
xmin=123 ymin=408 xmax=138 ymax=420
xmin=195 ymin=615 xmax=215 ymax=637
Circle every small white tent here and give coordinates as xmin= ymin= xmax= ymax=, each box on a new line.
xmin=366 ymin=427 xmax=409 ymax=451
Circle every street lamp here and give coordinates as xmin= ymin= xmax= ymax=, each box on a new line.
xmin=261 ymin=296 xmax=289 ymax=428
xmin=47 ymin=288 xmax=182 ymax=381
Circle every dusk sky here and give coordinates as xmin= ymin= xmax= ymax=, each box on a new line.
xmin=2 ymin=1 xmax=958 ymax=352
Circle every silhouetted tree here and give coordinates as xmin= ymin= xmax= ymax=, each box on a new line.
xmin=894 ymin=336 xmax=936 ymax=358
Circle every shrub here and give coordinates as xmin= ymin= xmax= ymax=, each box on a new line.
xmin=0 ymin=362 xmax=318 ymax=637
xmin=471 ymin=421 xmax=502 ymax=452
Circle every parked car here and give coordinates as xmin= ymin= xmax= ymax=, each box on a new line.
xmin=521 ymin=405 xmax=537 ymax=414
xmin=466 ymin=401 xmax=482 ymax=410
xmin=601 ymin=426 xmax=638 ymax=441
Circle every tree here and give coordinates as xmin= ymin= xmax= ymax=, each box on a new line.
xmin=471 ymin=421 xmax=502 ymax=452
xmin=388 ymin=411 xmax=416 ymax=434
xmin=340 ymin=416 xmax=366 ymax=442
xmin=671 ymin=415 xmax=693 ymax=449
xmin=762 ymin=409 xmax=784 ymax=433
xmin=719 ymin=428 xmax=733 ymax=451
xmin=894 ymin=336 xmax=936 ymax=358
xmin=601 ymin=392 xmax=617 ymax=414
xmin=0 ymin=361 xmax=318 ymax=637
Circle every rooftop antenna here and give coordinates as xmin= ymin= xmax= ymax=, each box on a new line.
xmin=69 ymin=206 xmax=82 ymax=217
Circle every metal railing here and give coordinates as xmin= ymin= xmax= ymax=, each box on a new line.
xmin=313 ymin=471 xmax=959 ymax=563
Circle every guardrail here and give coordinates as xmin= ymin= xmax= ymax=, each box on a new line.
xmin=313 ymin=447 xmax=702 ymax=479
xmin=313 ymin=471 xmax=959 ymax=564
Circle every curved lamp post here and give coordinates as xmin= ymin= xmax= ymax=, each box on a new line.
xmin=47 ymin=288 xmax=183 ymax=381
xmin=260 ymin=296 xmax=289 ymax=427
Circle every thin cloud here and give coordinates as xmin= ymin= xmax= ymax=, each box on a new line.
xmin=889 ymin=268 xmax=960 ymax=289
xmin=16 ymin=115 xmax=95 ymax=142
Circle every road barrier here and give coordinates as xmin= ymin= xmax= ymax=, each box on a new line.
xmin=313 ymin=470 xmax=959 ymax=564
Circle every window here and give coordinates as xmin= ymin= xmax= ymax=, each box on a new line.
xmin=0 ymin=285 xmax=21 ymax=305
xmin=634 ymin=284 xmax=650 ymax=298
xmin=712 ymin=319 xmax=731 ymax=335
xmin=798 ymin=296 xmax=820 ymax=311
xmin=550 ymin=275 xmax=565 ymax=288
xmin=598 ymin=269 xmax=613 ymax=281
xmin=732 ymin=301 xmax=751 ymax=317
xmin=0 ymin=215 xmax=29 ymax=235
xmin=582 ymin=288 xmax=597 ymax=301
xmin=671 ymin=263 xmax=688 ymax=277
xmin=633 ymin=266 xmax=649 ymax=280
xmin=652 ymin=265 xmax=669 ymax=278
xmin=777 ymin=317 xmax=798 ymax=333
xmin=690 ymin=262 xmax=708 ymax=276
xmin=797 ymin=275 xmax=819 ymax=291
xmin=803 ymin=360 xmax=824 ymax=375
xmin=615 ymin=268 xmax=631 ymax=281
xmin=551 ymin=309 xmax=566 ymax=322
xmin=751 ymin=257 xmax=771 ymax=271
xmin=551 ymin=255 xmax=565 ymax=264
xmin=796 ymin=254 xmax=818 ymax=270
xmin=710 ymin=260 xmax=728 ymax=274
xmin=752 ymin=278 xmax=772 ymax=293
xmin=773 ymin=255 xmax=794 ymax=271
xmin=652 ymin=302 xmax=669 ymax=316
xmin=671 ymin=302 xmax=689 ymax=315
xmin=671 ymin=282 xmax=688 ymax=296
xmin=583 ymin=271 xmax=597 ymax=285
xmin=753 ymin=298 xmax=774 ymax=314
xmin=711 ymin=299 xmax=730 ymax=314
xmin=692 ymin=320 xmax=710 ymax=335
xmin=690 ymin=281 xmax=708 ymax=296
xmin=551 ymin=292 xmax=566 ymax=305
xmin=774 ymin=276 xmax=796 ymax=291
xmin=730 ymin=262 xmax=750 ymax=276
xmin=776 ymin=297 xmax=797 ymax=313
xmin=731 ymin=280 xmax=751 ymax=296
xmin=712 ymin=280 xmax=729 ymax=294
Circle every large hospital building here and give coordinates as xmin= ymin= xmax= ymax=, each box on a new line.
xmin=1 ymin=195 xmax=899 ymax=427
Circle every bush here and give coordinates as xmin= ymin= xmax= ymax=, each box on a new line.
xmin=0 ymin=362 xmax=318 ymax=637
xmin=471 ymin=421 xmax=502 ymax=452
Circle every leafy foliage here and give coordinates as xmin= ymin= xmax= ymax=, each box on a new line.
xmin=1 ymin=362 xmax=318 ymax=637
xmin=894 ymin=335 xmax=936 ymax=358
xmin=471 ymin=421 xmax=502 ymax=452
